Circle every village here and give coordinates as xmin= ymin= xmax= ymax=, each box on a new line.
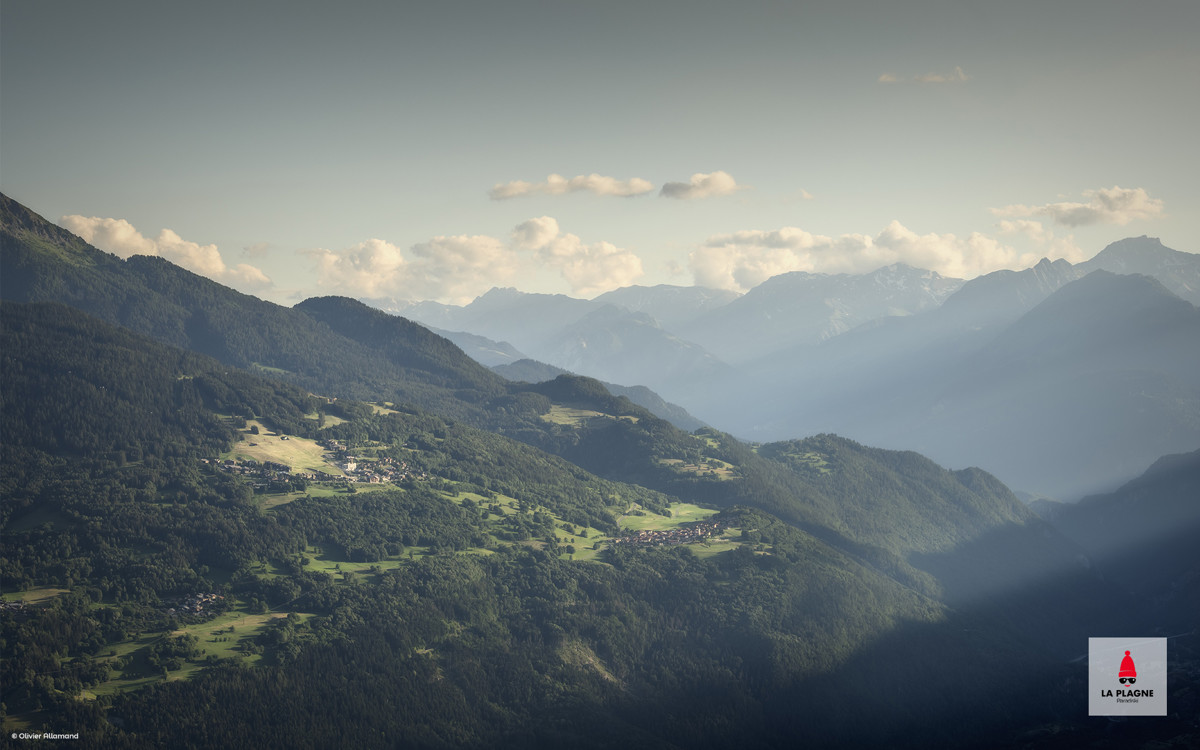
xmin=608 ymin=519 xmax=730 ymax=549
xmin=317 ymin=438 xmax=429 ymax=485
xmin=206 ymin=435 xmax=428 ymax=490
xmin=164 ymin=593 xmax=226 ymax=619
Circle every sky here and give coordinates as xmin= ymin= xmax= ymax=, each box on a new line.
xmin=3 ymin=0 xmax=1197 ymax=305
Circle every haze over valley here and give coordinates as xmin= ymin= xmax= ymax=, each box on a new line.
xmin=383 ymin=236 xmax=1200 ymax=501
xmin=3 ymin=1 xmax=1199 ymax=747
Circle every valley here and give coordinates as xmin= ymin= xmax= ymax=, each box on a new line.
xmin=398 ymin=236 xmax=1200 ymax=501
xmin=2 ymin=193 xmax=1198 ymax=748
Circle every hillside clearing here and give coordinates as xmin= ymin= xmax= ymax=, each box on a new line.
xmin=222 ymin=420 xmax=341 ymax=474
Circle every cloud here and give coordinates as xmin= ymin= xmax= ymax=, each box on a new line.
xmin=879 ymin=66 xmax=969 ymax=84
xmin=489 ymin=173 xmax=654 ymax=200
xmin=991 ymin=186 xmax=1165 ymax=227
xmin=243 ymin=242 xmax=271 ymax=258
xmin=512 ymin=216 xmax=643 ymax=297
xmin=310 ymin=234 xmax=515 ymax=304
xmin=691 ymin=221 xmax=1057 ymax=292
xmin=659 ymin=171 xmax=745 ymax=200
xmin=916 ymin=66 xmax=969 ymax=83
xmin=311 ymin=218 xmax=642 ymax=303
xmin=996 ymin=219 xmax=1050 ymax=243
xmin=60 ymin=215 xmax=272 ymax=292
xmin=995 ymin=219 xmax=1088 ymax=263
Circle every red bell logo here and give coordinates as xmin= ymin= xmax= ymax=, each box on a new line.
xmin=1118 ymin=650 xmax=1137 ymax=685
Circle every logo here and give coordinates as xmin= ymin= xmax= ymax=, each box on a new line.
xmin=1088 ymin=637 xmax=1167 ymax=716
xmin=1118 ymin=650 xmax=1136 ymax=685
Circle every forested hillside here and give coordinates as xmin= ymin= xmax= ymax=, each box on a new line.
xmin=1043 ymin=448 xmax=1200 ymax=629
xmin=0 ymin=195 xmax=517 ymax=425
xmin=1 ymin=300 xmax=986 ymax=747
xmin=3 ymin=194 xmax=1197 ymax=747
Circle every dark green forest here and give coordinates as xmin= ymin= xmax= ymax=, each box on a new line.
xmin=3 ymin=194 xmax=1197 ymax=748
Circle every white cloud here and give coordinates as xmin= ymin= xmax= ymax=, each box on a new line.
xmin=60 ymin=215 xmax=272 ymax=292
xmin=512 ymin=216 xmax=643 ymax=297
xmin=489 ymin=173 xmax=654 ymax=200
xmin=659 ymin=171 xmax=745 ymax=200
xmin=879 ymin=66 xmax=969 ymax=84
xmin=691 ymin=221 xmax=1056 ymax=292
xmin=995 ymin=219 xmax=1087 ymax=263
xmin=310 ymin=234 xmax=515 ymax=305
xmin=995 ymin=219 xmax=1050 ymax=242
xmin=991 ymin=186 xmax=1165 ymax=227
xmin=311 ymin=218 xmax=642 ymax=303
xmin=511 ymin=215 xmax=561 ymax=250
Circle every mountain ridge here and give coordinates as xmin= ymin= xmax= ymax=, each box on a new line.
xmin=5 ymin=192 xmax=1197 ymax=746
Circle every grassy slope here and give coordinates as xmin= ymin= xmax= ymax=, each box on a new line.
xmin=223 ymin=420 xmax=342 ymax=474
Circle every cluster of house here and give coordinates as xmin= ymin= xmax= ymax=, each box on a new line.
xmin=204 ymin=436 xmax=430 ymax=489
xmin=165 ymin=592 xmax=225 ymax=618
xmin=319 ymin=441 xmax=427 ymax=485
xmin=335 ymin=456 xmax=427 ymax=484
xmin=608 ymin=519 xmax=729 ymax=549
xmin=205 ymin=458 xmax=302 ymax=484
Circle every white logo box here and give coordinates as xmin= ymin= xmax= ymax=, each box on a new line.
xmin=1088 ymin=637 xmax=1167 ymax=716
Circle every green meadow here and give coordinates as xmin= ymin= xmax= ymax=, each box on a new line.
xmin=223 ymin=420 xmax=341 ymax=474
xmin=85 ymin=609 xmax=314 ymax=699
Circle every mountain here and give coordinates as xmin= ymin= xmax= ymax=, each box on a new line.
xmin=1045 ymin=448 xmax=1200 ymax=628
xmin=372 ymin=239 xmax=1199 ymax=436
xmin=1 ymin=298 xmax=1039 ymax=749
xmin=5 ymin=192 xmax=1197 ymax=747
xmin=4 ymin=193 xmax=1031 ymax=558
xmin=753 ymin=434 xmax=1121 ymax=656
xmin=733 ymin=270 xmax=1200 ymax=499
xmin=0 ymin=300 xmax=318 ymax=464
xmin=905 ymin=271 xmax=1200 ymax=497
xmin=1078 ymin=235 xmax=1200 ymax=304
xmin=678 ymin=263 xmax=964 ymax=364
xmin=388 ymin=288 xmax=734 ymax=405
xmin=422 ymin=325 xmax=527 ymax=367
xmin=698 ymin=237 xmax=1200 ymax=501
xmin=493 ymin=359 xmax=707 ymax=432
xmin=376 ymin=284 xmax=738 ymax=343
xmin=934 ymin=236 xmax=1200 ymax=331
xmin=937 ymin=256 xmax=1085 ymax=334
xmin=491 ymin=358 xmax=570 ymax=383
xmin=391 ymin=286 xmax=596 ymax=355
xmin=382 ymin=264 xmax=969 ymax=417
xmin=376 ymin=315 xmax=708 ymax=430
xmin=591 ymin=283 xmax=740 ymax=329
xmin=291 ymin=296 xmax=509 ymax=393
xmin=540 ymin=305 xmax=733 ymax=398
xmin=0 ymin=194 xmax=525 ymax=427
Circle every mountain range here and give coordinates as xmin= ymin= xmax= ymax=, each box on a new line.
xmin=383 ymin=235 xmax=1200 ymax=500
xmin=2 ymin=192 xmax=1197 ymax=747
xmin=677 ymin=262 xmax=964 ymax=363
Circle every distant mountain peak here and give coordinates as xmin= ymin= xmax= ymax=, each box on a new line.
xmin=1086 ymin=236 xmax=1181 ymax=265
xmin=1079 ymin=236 xmax=1200 ymax=304
xmin=873 ymin=261 xmax=925 ymax=275
xmin=477 ymin=286 xmax=524 ymax=302
xmin=1097 ymin=235 xmax=1162 ymax=252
